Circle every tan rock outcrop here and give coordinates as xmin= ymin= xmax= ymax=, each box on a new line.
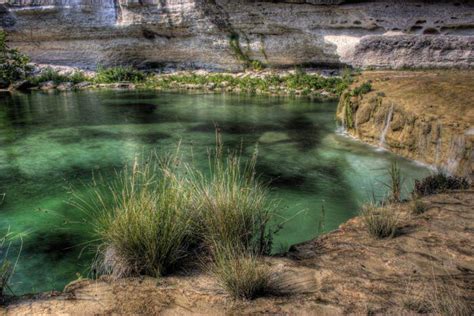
xmin=336 ymin=70 xmax=474 ymax=178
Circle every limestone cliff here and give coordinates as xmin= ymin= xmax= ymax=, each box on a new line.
xmin=1 ymin=0 xmax=473 ymax=70
xmin=336 ymin=70 xmax=473 ymax=179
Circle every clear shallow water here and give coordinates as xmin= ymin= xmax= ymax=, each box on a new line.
xmin=0 ymin=90 xmax=431 ymax=294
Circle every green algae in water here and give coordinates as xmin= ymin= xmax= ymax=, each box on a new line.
xmin=0 ymin=90 xmax=430 ymax=294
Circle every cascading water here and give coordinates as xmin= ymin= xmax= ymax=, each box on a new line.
xmin=378 ymin=103 xmax=394 ymax=148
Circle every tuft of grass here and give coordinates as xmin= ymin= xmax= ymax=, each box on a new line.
xmin=361 ymin=203 xmax=399 ymax=239
xmin=95 ymin=66 xmax=146 ymax=84
xmin=189 ymin=138 xmax=277 ymax=255
xmin=0 ymin=229 xmax=23 ymax=301
xmin=382 ymin=161 xmax=403 ymax=203
xmin=403 ymin=275 xmax=470 ymax=316
xmin=211 ymin=244 xmax=275 ymax=300
xmin=414 ymin=172 xmax=470 ymax=196
xmin=71 ymin=153 xmax=197 ymax=278
xmin=411 ymin=196 xmax=428 ymax=215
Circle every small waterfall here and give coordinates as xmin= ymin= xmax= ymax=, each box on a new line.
xmin=378 ymin=103 xmax=394 ymax=148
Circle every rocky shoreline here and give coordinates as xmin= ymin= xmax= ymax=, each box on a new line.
xmin=3 ymin=67 xmax=349 ymax=100
xmin=3 ymin=190 xmax=473 ymax=315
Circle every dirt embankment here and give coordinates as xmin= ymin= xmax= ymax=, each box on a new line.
xmin=3 ymin=190 xmax=473 ymax=315
xmin=337 ymin=70 xmax=473 ymax=179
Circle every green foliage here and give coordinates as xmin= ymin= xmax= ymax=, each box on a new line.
xmin=228 ymin=33 xmax=266 ymax=71
xmin=351 ymin=81 xmax=372 ymax=96
xmin=71 ymin=154 xmax=196 ymax=277
xmin=414 ymin=172 xmax=469 ymax=196
xmin=361 ymin=203 xmax=399 ymax=239
xmin=69 ymin=71 xmax=89 ymax=84
xmin=382 ymin=161 xmax=403 ymax=203
xmin=0 ymin=30 xmax=31 ymax=85
xmin=148 ymin=71 xmax=351 ymax=97
xmin=30 ymin=67 xmax=67 ymax=85
xmin=29 ymin=68 xmax=89 ymax=85
xmin=72 ymin=140 xmax=280 ymax=280
xmin=95 ymin=66 xmax=146 ymax=84
xmin=189 ymin=139 xmax=276 ymax=255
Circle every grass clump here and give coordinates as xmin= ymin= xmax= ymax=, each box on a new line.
xmin=381 ymin=162 xmax=403 ymax=203
xmin=411 ymin=197 xmax=428 ymax=215
xmin=403 ymin=275 xmax=470 ymax=316
xmin=414 ymin=172 xmax=470 ymax=196
xmin=72 ymin=154 xmax=196 ymax=278
xmin=0 ymin=229 xmax=22 ymax=302
xmin=361 ymin=203 xmax=399 ymax=239
xmin=189 ymin=142 xmax=276 ymax=254
xmin=29 ymin=67 xmax=90 ymax=85
xmin=95 ymin=66 xmax=146 ymax=83
xmin=211 ymin=244 xmax=274 ymax=300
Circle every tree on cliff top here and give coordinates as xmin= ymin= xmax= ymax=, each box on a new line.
xmin=0 ymin=30 xmax=31 ymax=87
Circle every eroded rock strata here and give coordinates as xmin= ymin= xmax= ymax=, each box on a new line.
xmin=336 ymin=70 xmax=473 ymax=179
xmin=3 ymin=191 xmax=473 ymax=315
xmin=1 ymin=1 xmax=473 ymax=70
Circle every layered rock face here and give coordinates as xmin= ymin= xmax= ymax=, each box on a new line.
xmin=1 ymin=0 xmax=473 ymax=70
xmin=336 ymin=71 xmax=474 ymax=178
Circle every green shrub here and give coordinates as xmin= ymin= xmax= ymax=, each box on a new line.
xmin=250 ymin=60 xmax=265 ymax=71
xmin=71 ymin=154 xmax=197 ymax=278
xmin=30 ymin=67 xmax=67 ymax=85
xmin=361 ymin=203 xmax=399 ymax=239
xmin=351 ymin=81 xmax=372 ymax=96
xmin=414 ymin=173 xmax=470 ymax=196
xmin=0 ymin=30 xmax=32 ymax=85
xmin=211 ymin=244 xmax=275 ymax=300
xmin=189 ymin=141 xmax=277 ymax=254
xmin=95 ymin=66 xmax=146 ymax=83
xmin=69 ymin=71 xmax=89 ymax=84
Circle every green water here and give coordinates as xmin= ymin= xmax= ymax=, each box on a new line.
xmin=0 ymin=90 xmax=430 ymax=294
